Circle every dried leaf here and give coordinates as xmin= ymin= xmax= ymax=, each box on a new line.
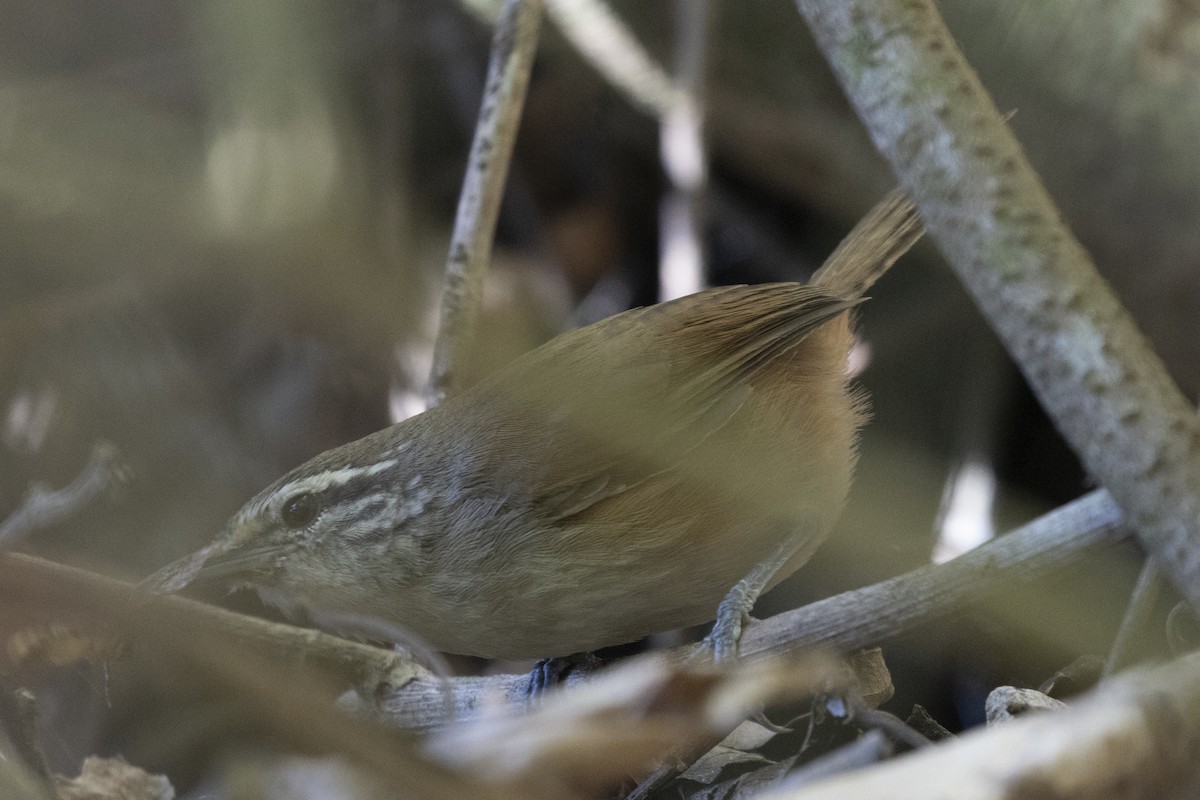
xmin=427 ymin=650 xmax=846 ymax=797
xmin=55 ymin=757 xmax=173 ymax=800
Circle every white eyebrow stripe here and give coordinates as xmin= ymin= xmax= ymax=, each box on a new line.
xmin=277 ymin=458 xmax=399 ymax=497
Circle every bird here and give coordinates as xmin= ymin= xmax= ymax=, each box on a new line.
xmin=146 ymin=191 xmax=923 ymax=661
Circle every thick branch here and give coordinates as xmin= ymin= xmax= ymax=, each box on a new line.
xmin=765 ymin=651 xmax=1200 ymax=800
xmin=0 ymin=554 xmax=410 ymax=690
xmin=0 ymin=555 xmax=514 ymax=800
xmin=792 ymin=0 xmax=1200 ymax=612
xmin=427 ymin=0 xmax=545 ymax=406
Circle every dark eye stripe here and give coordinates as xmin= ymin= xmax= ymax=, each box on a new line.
xmin=339 ymin=498 xmax=395 ymax=544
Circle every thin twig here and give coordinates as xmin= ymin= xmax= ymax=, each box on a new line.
xmin=545 ymin=0 xmax=676 ymax=118
xmin=792 ymin=0 xmax=1200 ymax=615
xmin=623 ymin=759 xmax=687 ymax=800
xmin=774 ymin=729 xmax=892 ymax=793
xmin=1104 ymin=558 xmax=1165 ymax=676
xmin=426 ymin=0 xmax=546 ymax=406
xmin=844 ymin=699 xmax=931 ymax=751
xmin=0 ymin=442 xmax=128 ymax=551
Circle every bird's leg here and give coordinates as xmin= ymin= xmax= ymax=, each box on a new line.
xmin=709 ymin=527 xmax=815 ymax=662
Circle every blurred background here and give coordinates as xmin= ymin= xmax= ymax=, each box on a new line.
xmin=1 ymin=0 xmax=1197 ymax=793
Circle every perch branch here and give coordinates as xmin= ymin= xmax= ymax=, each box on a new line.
xmin=426 ymin=0 xmax=545 ymax=406
xmin=792 ymin=0 xmax=1200 ymax=613
xmin=741 ymin=489 xmax=1128 ymax=658
xmin=379 ymin=489 xmax=1130 ymax=728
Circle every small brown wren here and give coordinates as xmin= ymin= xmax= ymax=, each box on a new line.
xmin=147 ymin=192 xmax=923 ymax=660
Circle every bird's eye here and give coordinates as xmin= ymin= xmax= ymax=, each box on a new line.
xmin=280 ymin=492 xmax=318 ymax=529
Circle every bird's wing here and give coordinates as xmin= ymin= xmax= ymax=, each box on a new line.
xmin=471 ymin=284 xmax=857 ymax=521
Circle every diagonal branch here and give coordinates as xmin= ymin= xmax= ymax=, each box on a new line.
xmin=545 ymin=0 xmax=676 ymax=118
xmin=742 ymin=489 xmax=1128 ymax=658
xmin=793 ymin=0 xmax=1200 ymax=613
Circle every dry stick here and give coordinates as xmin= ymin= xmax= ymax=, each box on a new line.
xmin=426 ymin=0 xmax=545 ymax=406
xmin=686 ymin=733 xmax=892 ymax=800
xmin=775 ymin=730 xmax=892 ymax=793
xmin=762 ymin=651 xmax=1200 ymax=800
xmin=604 ymin=490 xmax=1121 ymax=800
xmin=792 ymin=0 xmax=1200 ymax=613
xmin=739 ymin=489 xmax=1128 ymax=659
xmin=552 ymin=0 xmax=717 ymax=305
xmin=545 ymin=0 xmax=675 ymax=118
xmin=0 ymin=442 xmax=127 ymax=550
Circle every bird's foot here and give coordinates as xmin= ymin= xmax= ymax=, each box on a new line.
xmin=527 ymin=651 xmax=603 ymax=697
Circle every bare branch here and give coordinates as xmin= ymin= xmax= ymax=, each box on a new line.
xmin=741 ymin=489 xmax=1129 ymax=659
xmin=792 ymin=0 xmax=1200 ymax=614
xmin=0 ymin=442 xmax=128 ymax=551
xmin=545 ymin=0 xmax=676 ymax=118
xmin=761 ymin=651 xmax=1200 ymax=800
xmin=426 ymin=0 xmax=546 ymax=406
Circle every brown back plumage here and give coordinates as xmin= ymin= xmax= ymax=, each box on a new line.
xmin=458 ymin=190 xmax=924 ymax=525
